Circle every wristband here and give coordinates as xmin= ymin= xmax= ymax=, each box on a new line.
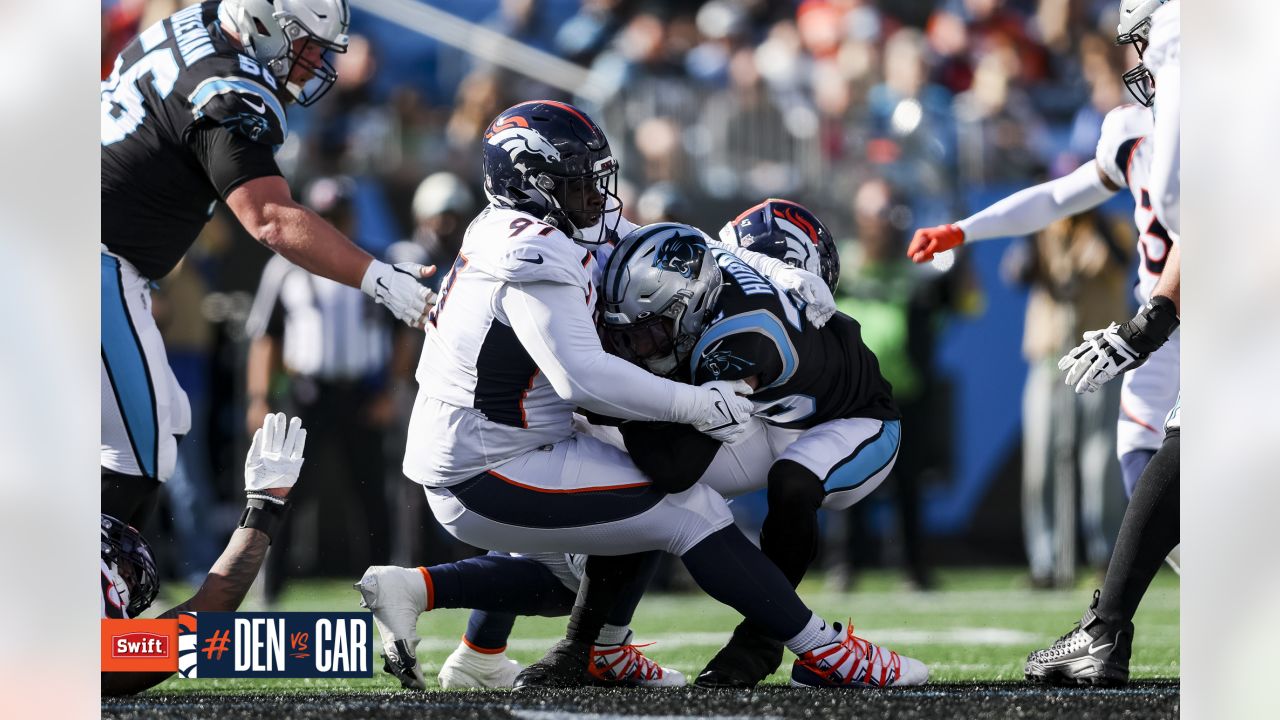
xmin=1122 ymin=295 xmax=1179 ymax=354
xmin=238 ymin=493 xmax=291 ymax=543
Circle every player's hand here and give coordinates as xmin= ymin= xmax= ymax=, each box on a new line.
xmin=1057 ymin=297 xmax=1179 ymax=394
xmin=774 ymin=266 xmax=836 ymax=328
xmin=361 ymin=259 xmax=438 ymax=329
xmin=692 ymin=380 xmax=755 ymax=443
xmin=245 ymin=413 xmax=307 ymax=495
xmin=908 ymin=224 xmax=965 ymax=263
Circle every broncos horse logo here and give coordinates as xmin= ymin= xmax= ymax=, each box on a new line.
xmin=486 ymin=117 xmax=561 ymax=172
xmin=653 ymin=236 xmax=706 ymax=279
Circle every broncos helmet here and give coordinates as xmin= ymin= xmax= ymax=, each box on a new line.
xmin=101 ymin=514 xmax=160 ymax=619
xmin=600 ymin=223 xmax=724 ymax=377
xmin=482 ymin=100 xmax=622 ymax=245
xmin=719 ymin=198 xmax=840 ymax=292
xmin=1115 ymin=0 xmax=1170 ymax=107
xmin=218 ymin=0 xmax=351 ymax=106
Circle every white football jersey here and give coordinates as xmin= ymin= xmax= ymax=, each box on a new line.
xmin=405 ymin=206 xmax=602 ymax=487
xmin=1096 ymin=104 xmax=1172 ymax=302
xmin=1144 ymin=0 xmax=1179 ymax=77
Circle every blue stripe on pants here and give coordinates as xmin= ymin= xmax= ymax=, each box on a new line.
xmin=823 ymin=419 xmax=901 ymax=494
xmin=449 ymin=471 xmax=664 ymax=529
xmin=101 ymin=254 xmax=159 ymax=478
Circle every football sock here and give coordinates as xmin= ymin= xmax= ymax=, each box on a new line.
xmin=595 ymin=624 xmax=630 ymax=646
xmin=425 ymin=552 xmax=576 ymax=616
xmin=1097 ymin=429 xmax=1180 ymax=624
xmin=565 ymin=553 xmax=648 ymax=646
xmin=464 ymin=610 xmax=518 ymax=652
xmin=785 ymin=614 xmax=841 ymax=655
xmin=604 ymin=551 xmax=662 ymax=627
xmin=680 ymin=526 xmax=813 ymax=643
xmin=759 ymin=460 xmax=826 ymax=587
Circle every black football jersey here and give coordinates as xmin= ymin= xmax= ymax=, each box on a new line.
xmin=101 ymin=1 xmax=287 ymax=279
xmin=688 ymin=250 xmax=898 ymax=428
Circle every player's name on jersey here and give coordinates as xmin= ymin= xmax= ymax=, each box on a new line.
xmin=170 ymin=3 xmax=215 ymax=66
xmin=102 ymin=612 xmax=372 ymax=678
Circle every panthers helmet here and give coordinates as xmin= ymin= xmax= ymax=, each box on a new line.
xmin=1115 ymin=0 xmax=1169 ymax=107
xmin=600 ymin=223 xmax=724 ymax=377
xmin=218 ymin=0 xmax=350 ymax=106
xmin=482 ymin=100 xmax=622 ymax=245
xmin=101 ymin=514 xmax=160 ymax=619
xmin=719 ymin=198 xmax=840 ymax=293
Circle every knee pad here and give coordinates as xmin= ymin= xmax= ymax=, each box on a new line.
xmin=766 ymin=460 xmax=825 ymax=511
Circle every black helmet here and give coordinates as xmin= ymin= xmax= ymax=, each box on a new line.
xmin=101 ymin=514 xmax=159 ymax=618
xmin=481 ymin=100 xmax=621 ymax=244
xmin=719 ymin=198 xmax=841 ymax=293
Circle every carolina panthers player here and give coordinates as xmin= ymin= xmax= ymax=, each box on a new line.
xmin=102 ymin=413 xmax=307 ymax=696
xmin=1024 ymin=0 xmax=1181 ymax=687
xmin=906 ymin=100 xmax=1176 ymax=498
xmin=101 ymin=0 xmax=433 ymax=529
xmin=358 ymin=100 xmax=925 ymax=692
xmin=593 ymin=220 xmax=904 ymax=688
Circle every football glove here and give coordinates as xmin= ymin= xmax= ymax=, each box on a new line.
xmin=692 ymin=380 xmax=756 ymax=443
xmin=1058 ymin=296 xmax=1179 ymax=394
xmin=773 ymin=266 xmax=836 ymax=328
xmin=362 ymin=259 xmax=437 ymax=329
xmin=907 ymin=224 xmax=965 ymax=263
xmin=245 ymin=412 xmax=307 ymax=492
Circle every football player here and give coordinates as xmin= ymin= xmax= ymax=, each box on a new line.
xmin=1025 ymin=0 xmax=1181 ymax=687
xmin=101 ymin=0 xmax=433 ymax=529
xmin=358 ymin=100 xmax=926 ymax=692
xmin=102 ymin=413 xmax=307 ymax=696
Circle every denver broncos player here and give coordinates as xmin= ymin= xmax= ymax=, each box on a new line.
xmin=100 ymin=0 xmax=432 ymax=529
xmin=102 ymin=413 xmax=307 ymax=696
xmin=906 ymin=102 xmax=1177 ymax=500
xmin=718 ymin=198 xmax=841 ymax=294
xmin=359 ymin=100 xmax=925 ymax=692
xmin=598 ymin=220 xmax=907 ymax=688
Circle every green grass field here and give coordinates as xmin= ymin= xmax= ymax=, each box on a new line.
xmin=145 ymin=566 xmax=1178 ymax=694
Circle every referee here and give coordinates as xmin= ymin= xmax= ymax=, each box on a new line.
xmin=244 ymin=176 xmax=398 ymax=603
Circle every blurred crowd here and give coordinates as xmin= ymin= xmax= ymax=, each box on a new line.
xmin=104 ymin=0 xmax=1141 ymax=592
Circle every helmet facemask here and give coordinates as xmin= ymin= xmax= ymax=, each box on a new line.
xmin=271 ymin=13 xmax=347 ymax=106
xmin=1117 ymin=16 xmax=1156 ymax=107
xmin=535 ymin=158 xmax=623 ymax=245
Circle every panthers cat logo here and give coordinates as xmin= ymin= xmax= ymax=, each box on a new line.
xmin=486 ymin=122 xmax=561 ymax=172
xmin=653 ymin=236 xmax=705 ymax=279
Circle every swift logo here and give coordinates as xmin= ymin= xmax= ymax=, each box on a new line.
xmin=112 ymin=632 xmax=170 ymax=659
xmin=1087 ymin=641 xmax=1114 ymax=655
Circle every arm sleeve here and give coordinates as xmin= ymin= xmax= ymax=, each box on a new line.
xmin=953 ymin=162 xmax=1116 ymax=242
xmin=189 ymin=123 xmax=282 ymax=199
xmin=706 ymin=238 xmax=791 ymax=279
xmin=500 ymin=281 xmax=709 ymax=423
xmin=619 ymin=421 xmax=721 ymax=494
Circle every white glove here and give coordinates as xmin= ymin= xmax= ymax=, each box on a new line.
xmin=361 ymin=259 xmax=436 ymax=329
xmin=692 ymin=380 xmax=756 ymax=443
xmin=773 ymin=266 xmax=836 ymax=328
xmin=1057 ymin=323 xmax=1144 ymax=394
xmin=245 ymin=413 xmax=307 ymax=492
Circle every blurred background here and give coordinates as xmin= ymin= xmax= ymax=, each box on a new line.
xmin=103 ymin=0 xmax=1147 ymax=596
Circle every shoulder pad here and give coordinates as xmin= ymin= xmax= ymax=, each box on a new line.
xmin=1096 ymin=104 xmax=1152 ymax=187
xmin=462 ymin=207 xmax=591 ymax=287
xmin=186 ymin=62 xmax=288 ymax=146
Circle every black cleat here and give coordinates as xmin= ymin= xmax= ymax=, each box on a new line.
xmin=694 ymin=622 xmax=785 ymax=690
xmin=1025 ymin=590 xmax=1133 ymax=687
xmin=513 ymin=639 xmax=594 ymax=690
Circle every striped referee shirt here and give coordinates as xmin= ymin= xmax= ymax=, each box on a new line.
xmin=246 ymin=254 xmax=392 ymax=381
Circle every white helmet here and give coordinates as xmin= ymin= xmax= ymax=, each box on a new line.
xmin=218 ymin=0 xmax=351 ymax=106
xmin=1115 ymin=0 xmax=1169 ymax=107
xmin=600 ymin=223 xmax=724 ymax=377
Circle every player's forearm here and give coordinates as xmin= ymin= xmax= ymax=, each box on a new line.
xmin=256 ymin=202 xmax=373 ymax=289
xmin=1151 ymin=243 xmax=1180 ymax=311
xmin=706 ymin=239 xmax=787 ymax=278
xmin=158 ymin=528 xmax=271 ymax=617
xmin=957 ymin=162 xmax=1115 ymax=242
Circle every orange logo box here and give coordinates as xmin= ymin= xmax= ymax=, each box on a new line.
xmin=102 ymin=619 xmax=178 ymax=672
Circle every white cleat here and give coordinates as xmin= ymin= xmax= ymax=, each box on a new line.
xmin=589 ymin=631 xmax=687 ymax=687
xmin=438 ymin=641 xmax=524 ymax=689
xmin=790 ymin=622 xmax=929 ymax=689
xmin=355 ymin=566 xmax=428 ymax=690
